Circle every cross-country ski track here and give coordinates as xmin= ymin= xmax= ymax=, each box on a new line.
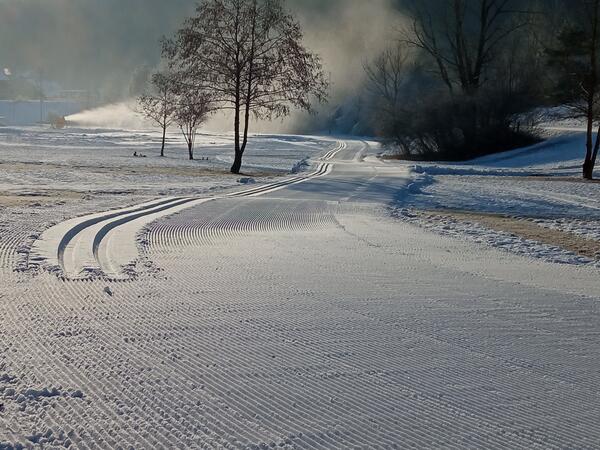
xmin=2 ymin=138 xmax=600 ymax=449
xmin=29 ymin=143 xmax=340 ymax=280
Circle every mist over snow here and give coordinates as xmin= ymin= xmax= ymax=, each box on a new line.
xmin=294 ymin=1 xmax=406 ymax=104
xmin=200 ymin=0 xmax=407 ymax=134
xmin=0 ymin=1 xmax=197 ymax=100
xmin=0 ymin=0 xmax=407 ymax=134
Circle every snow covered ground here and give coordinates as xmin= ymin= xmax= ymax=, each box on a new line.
xmin=391 ymin=131 xmax=600 ymax=268
xmin=1 ymin=125 xmax=600 ymax=448
xmin=0 ymin=126 xmax=331 ymax=195
xmin=0 ymin=125 xmax=335 ymax=277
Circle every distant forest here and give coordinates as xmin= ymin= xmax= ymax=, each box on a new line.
xmin=348 ymin=0 xmax=599 ymax=178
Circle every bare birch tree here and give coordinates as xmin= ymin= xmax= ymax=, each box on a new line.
xmin=174 ymin=89 xmax=213 ymax=160
xmin=163 ymin=0 xmax=328 ymax=173
xmin=138 ymin=73 xmax=177 ymax=157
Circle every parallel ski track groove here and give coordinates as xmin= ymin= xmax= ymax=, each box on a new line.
xmin=29 ymin=141 xmax=341 ymax=279
xmin=57 ymin=198 xmax=188 ymax=273
xmin=143 ymin=201 xmax=338 ymax=254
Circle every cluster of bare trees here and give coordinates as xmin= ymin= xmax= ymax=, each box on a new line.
xmin=137 ymin=0 xmax=600 ymax=179
xmin=138 ymin=72 xmax=211 ymax=161
xmin=365 ymin=0 xmax=543 ymax=161
xmin=139 ymin=0 xmax=327 ymax=172
xmin=363 ymin=0 xmax=600 ymax=178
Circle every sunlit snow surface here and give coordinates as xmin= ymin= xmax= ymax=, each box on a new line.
xmin=392 ymin=132 xmax=600 ymax=267
xmin=1 ymin=126 xmax=600 ymax=448
xmin=0 ymin=126 xmax=331 ymax=194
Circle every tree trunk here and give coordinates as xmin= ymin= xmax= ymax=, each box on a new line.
xmin=585 ymin=115 xmax=594 ymax=179
xmin=231 ymin=92 xmax=248 ymax=175
xmin=584 ymin=78 xmax=596 ymax=179
xmin=231 ymin=99 xmax=242 ymax=174
xmin=188 ymin=140 xmax=194 ymax=160
xmin=233 ymin=104 xmax=251 ymax=174
xmin=241 ymin=111 xmax=250 ymax=155
xmin=583 ymin=159 xmax=594 ymax=180
xmin=238 ymin=1 xmax=256 ymax=169
xmin=231 ymin=150 xmax=243 ymax=175
xmin=584 ymin=125 xmax=600 ymax=179
xmin=240 ymin=96 xmax=251 ymax=158
xmin=161 ymin=125 xmax=166 ymax=157
xmin=585 ymin=0 xmax=600 ymax=179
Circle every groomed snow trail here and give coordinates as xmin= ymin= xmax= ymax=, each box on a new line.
xmin=29 ymin=150 xmax=335 ymax=279
xmin=2 ymin=138 xmax=600 ymax=448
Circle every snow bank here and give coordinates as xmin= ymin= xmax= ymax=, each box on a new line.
xmin=393 ymin=132 xmax=600 ymax=266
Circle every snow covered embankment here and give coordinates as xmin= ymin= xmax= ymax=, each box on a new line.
xmin=391 ymin=134 xmax=600 ymax=268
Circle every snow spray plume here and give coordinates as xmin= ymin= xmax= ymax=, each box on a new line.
xmin=296 ymin=0 xmax=406 ymax=101
xmin=66 ymin=102 xmax=151 ymax=130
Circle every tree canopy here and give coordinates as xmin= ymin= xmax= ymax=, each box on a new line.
xmin=163 ymin=0 xmax=328 ymax=173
